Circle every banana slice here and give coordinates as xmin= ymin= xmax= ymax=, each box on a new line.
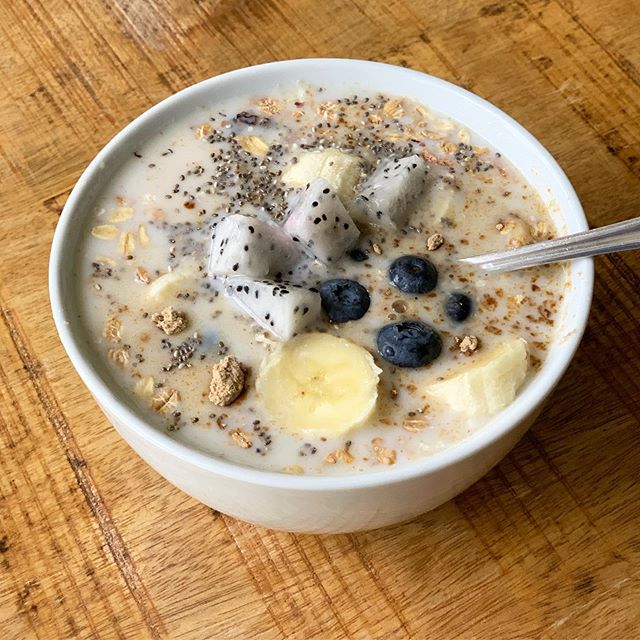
xmin=255 ymin=333 xmax=381 ymax=436
xmin=428 ymin=337 xmax=529 ymax=417
xmin=146 ymin=259 xmax=199 ymax=304
xmin=282 ymin=149 xmax=362 ymax=202
xmin=428 ymin=184 xmax=454 ymax=220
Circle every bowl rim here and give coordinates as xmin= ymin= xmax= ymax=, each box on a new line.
xmin=49 ymin=58 xmax=594 ymax=492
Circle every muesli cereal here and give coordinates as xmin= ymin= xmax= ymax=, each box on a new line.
xmin=78 ymin=83 xmax=568 ymax=475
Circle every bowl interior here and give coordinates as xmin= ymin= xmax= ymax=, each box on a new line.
xmin=50 ymin=59 xmax=593 ymax=489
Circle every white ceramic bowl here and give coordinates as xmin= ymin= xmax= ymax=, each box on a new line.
xmin=50 ymin=59 xmax=593 ymax=533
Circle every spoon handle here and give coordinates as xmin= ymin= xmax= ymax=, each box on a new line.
xmin=458 ymin=216 xmax=640 ymax=273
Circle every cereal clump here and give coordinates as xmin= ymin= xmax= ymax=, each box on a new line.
xmin=209 ymin=355 xmax=246 ymax=406
xmin=455 ymin=335 xmax=480 ymax=355
xmin=426 ymin=233 xmax=444 ymax=251
xmin=151 ymin=307 xmax=187 ymax=335
xmin=372 ymin=438 xmax=396 ymax=465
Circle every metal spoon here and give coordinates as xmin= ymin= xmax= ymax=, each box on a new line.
xmin=458 ymin=216 xmax=640 ymax=273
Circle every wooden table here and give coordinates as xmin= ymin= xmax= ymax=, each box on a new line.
xmin=1 ymin=0 xmax=639 ymax=637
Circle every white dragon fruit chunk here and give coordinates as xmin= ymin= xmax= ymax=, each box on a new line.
xmin=355 ymin=154 xmax=428 ymax=229
xmin=208 ymin=214 xmax=301 ymax=278
xmin=283 ymin=177 xmax=359 ymax=264
xmin=224 ymin=277 xmax=321 ymax=341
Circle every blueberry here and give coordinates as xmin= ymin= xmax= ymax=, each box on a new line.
xmin=388 ymin=255 xmax=438 ymax=293
xmin=376 ymin=321 xmax=442 ymax=368
xmin=319 ymin=279 xmax=371 ymax=323
xmin=347 ymin=248 xmax=369 ymax=262
xmin=445 ymin=293 xmax=472 ymax=322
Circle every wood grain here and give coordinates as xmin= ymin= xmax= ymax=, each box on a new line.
xmin=1 ymin=0 xmax=639 ymax=637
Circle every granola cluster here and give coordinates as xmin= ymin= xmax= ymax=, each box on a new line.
xmin=208 ymin=355 xmax=246 ymax=407
xmin=151 ymin=306 xmax=188 ymax=336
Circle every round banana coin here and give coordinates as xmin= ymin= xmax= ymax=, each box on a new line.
xmin=255 ymin=332 xmax=381 ymax=436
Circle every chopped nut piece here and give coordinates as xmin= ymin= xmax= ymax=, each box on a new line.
xmin=420 ymin=149 xmax=453 ymax=166
xmin=257 ymin=97 xmax=280 ymax=115
xmin=482 ymin=294 xmax=498 ymax=311
xmin=134 ymin=376 xmax=155 ymax=397
xmin=371 ymin=242 xmax=383 ymax=255
xmin=382 ymin=99 xmax=404 ymax=119
xmin=102 ymin=315 xmax=122 ymax=342
xmin=208 ymin=355 xmax=245 ymax=406
xmin=337 ymin=448 xmax=354 ymax=463
xmin=282 ymin=465 xmax=304 ymax=474
xmin=455 ymin=335 xmax=480 ymax=355
xmin=135 ymin=266 xmax=153 ymax=284
xmin=317 ymin=101 xmax=338 ymax=119
xmin=427 ymin=233 xmax=444 ymax=251
xmin=403 ymin=417 xmax=428 ymax=432
xmin=108 ymin=347 xmax=130 ymax=367
xmin=496 ymin=214 xmax=533 ymax=247
xmin=230 ymin=429 xmax=252 ymax=448
xmin=325 ymin=448 xmax=354 ymax=464
xmin=236 ymin=135 xmax=269 ymax=156
xmin=107 ymin=206 xmax=134 ymax=222
xmin=91 ymin=225 xmax=119 ymax=240
xmin=372 ymin=438 xmax=396 ymax=465
xmin=508 ymin=294 xmax=529 ymax=310
xmin=138 ymin=224 xmax=150 ymax=246
xmin=151 ymin=306 xmax=187 ymax=335
xmin=195 ymin=123 xmax=213 ymax=139
xmin=151 ymin=387 xmax=180 ymax=413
